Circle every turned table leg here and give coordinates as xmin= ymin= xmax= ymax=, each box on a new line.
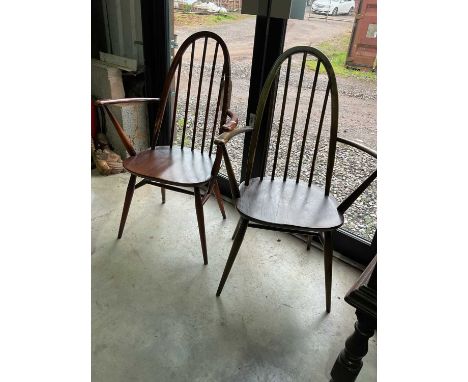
xmin=330 ymin=310 xmax=376 ymax=382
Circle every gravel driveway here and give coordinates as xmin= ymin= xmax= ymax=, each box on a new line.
xmin=174 ymin=14 xmax=376 ymax=241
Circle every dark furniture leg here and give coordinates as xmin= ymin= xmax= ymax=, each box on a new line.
xmin=324 ymin=231 xmax=333 ymax=313
xmin=118 ymin=174 xmax=137 ymax=239
xmin=216 ymin=217 xmax=249 ymax=296
xmin=330 ymin=311 xmax=376 ymax=382
xmin=306 ymin=235 xmax=312 ymax=250
xmin=194 ymin=187 xmax=208 ymax=265
xmin=161 ymin=187 xmax=166 ymax=203
xmin=212 ymin=180 xmax=226 ymax=219
xmin=231 ymin=217 xmax=242 ymax=240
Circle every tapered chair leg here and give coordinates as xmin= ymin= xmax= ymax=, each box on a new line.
xmin=231 ymin=217 xmax=242 ymax=240
xmin=194 ymin=187 xmax=208 ymax=265
xmin=323 ymin=231 xmax=333 ymax=313
xmin=118 ymin=174 xmax=137 ymax=239
xmin=217 ymin=217 xmax=249 ymax=296
xmin=306 ymin=235 xmax=312 ymax=250
xmin=212 ymin=180 xmax=226 ymax=219
xmin=161 ymin=187 xmax=166 ymax=204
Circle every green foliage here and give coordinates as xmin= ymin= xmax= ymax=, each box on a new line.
xmin=182 ymin=4 xmax=193 ymax=13
xmin=207 ymin=13 xmax=238 ymax=23
xmin=306 ymin=33 xmax=376 ymax=80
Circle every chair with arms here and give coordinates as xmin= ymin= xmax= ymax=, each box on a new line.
xmin=214 ymin=46 xmax=375 ymax=313
xmin=95 ymin=31 xmax=238 ymax=265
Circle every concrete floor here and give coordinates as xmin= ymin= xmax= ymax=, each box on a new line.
xmin=92 ymin=170 xmax=376 ymax=382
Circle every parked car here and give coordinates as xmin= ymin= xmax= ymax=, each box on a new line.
xmin=311 ymin=0 xmax=355 ymax=16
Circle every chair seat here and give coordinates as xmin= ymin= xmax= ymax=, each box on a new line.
xmin=236 ymin=178 xmax=344 ymax=231
xmin=123 ymin=146 xmax=215 ymax=186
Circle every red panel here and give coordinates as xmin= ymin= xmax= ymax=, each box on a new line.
xmin=346 ymin=0 xmax=377 ymax=70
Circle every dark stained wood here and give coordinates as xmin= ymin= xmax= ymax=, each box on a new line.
xmin=152 ymin=31 xmax=232 ymax=150
xmin=123 ymin=146 xmax=215 ymax=187
xmin=323 ymin=231 xmax=333 ymax=313
xmin=216 ymin=217 xmax=249 ymax=296
xmin=102 ymin=105 xmax=137 ymax=157
xmin=118 ymin=174 xmax=137 ymax=239
xmin=202 ymin=42 xmax=219 ymax=152
xmin=330 ymin=256 xmax=377 ymax=381
xmin=231 ymin=217 xmax=242 ymax=240
xmin=236 ymin=178 xmax=344 ymax=232
xmin=194 ymin=187 xmax=208 ymax=265
xmin=214 ymin=46 xmax=343 ymax=312
xmin=214 ymin=48 xmax=375 ymax=311
xmin=309 ymin=82 xmax=330 ymax=186
xmin=297 ymin=60 xmax=320 ymax=183
xmin=212 ymin=180 xmax=226 ymax=219
xmin=95 ymin=98 xmax=160 ymax=106
xmin=170 ymin=64 xmax=182 ymax=147
xmin=192 ymin=37 xmax=208 ymax=151
xmin=284 ymin=52 xmax=307 ymax=182
xmin=95 ymin=32 xmax=236 ymax=264
xmin=271 ymin=56 xmax=291 ymax=181
xmin=181 ymin=41 xmax=195 ymax=149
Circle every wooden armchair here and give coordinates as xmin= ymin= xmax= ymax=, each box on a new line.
xmin=213 ymin=46 xmax=376 ymax=313
xmin=95 ymin=31 xmax=238 ymax=265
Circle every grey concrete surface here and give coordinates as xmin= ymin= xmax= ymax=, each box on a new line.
xmin=92 ymin=170 xmax=376 ymax=382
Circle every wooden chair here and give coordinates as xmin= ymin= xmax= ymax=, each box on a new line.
xmin=95 ymin=31 xmax=238 ymax=265
xmin=213 ymin=46 xmax=376 ymax=313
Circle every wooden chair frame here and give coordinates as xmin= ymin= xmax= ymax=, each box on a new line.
xmin=95 ymin=31 xmax=238 ymax=265
xmin=213 ymin=46 xmax=377 ymax=313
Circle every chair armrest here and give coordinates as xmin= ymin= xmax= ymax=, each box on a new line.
xmin=215 ymin=127 xmax=253 ymax=146
xmin=221 ymin=109 xmax=239 ymax=132
xmin=337 ymin=137 xmax=377 ymax=158
xmin=336 ymin=136 xmax=377 ymax=214
xmin=94 ymin=97 xmax=160 ymax=156
xmin=214 ymin=121 xmax=253 ymax=200
xmin=94 ymin=97 xmax=160 ymax=106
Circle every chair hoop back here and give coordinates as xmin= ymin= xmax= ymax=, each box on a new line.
xmin=152 ymin=31 xmax=231 ymax=156
xmin=245 ymin=46 xmax=339 ymax=196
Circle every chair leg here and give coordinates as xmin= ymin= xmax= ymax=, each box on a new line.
xmin=118 ymin=174 xmax=137 ymax=239
xmin=161 ymin=187 xmax=166 ymax=204
xmin=231 ymin=217 xmax=242 ymax=240
xmin=194 ymin=187 xmax=208 ymax=265
xmin=324 ymin=231 xmax=333 ymax=313
xmin=306 ymin=235 xmax=312 ymax=250
xmin=212 ymin=180 xmax=226 ymax=219
xmin=216 ymin=217 xmax=249 ymax=296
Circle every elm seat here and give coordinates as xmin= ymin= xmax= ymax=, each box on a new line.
xmin=237 ymin=178 xmax=344 ymax=231
xmin=123 ymin=146 xmax=215 ymax=187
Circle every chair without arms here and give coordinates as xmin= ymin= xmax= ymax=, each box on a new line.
xmin=95 ymin=31 xmax=238 ymax=265
xmin=213 ymin=46 xmax=377 ymax=313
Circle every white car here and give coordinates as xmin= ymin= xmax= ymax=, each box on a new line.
xmin=311 ymin=0 xmax=355 ymax=16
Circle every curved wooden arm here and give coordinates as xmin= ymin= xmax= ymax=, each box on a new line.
xmin=215 ymin=126 xmax=253 ymax=146
xmin=214 ymin=125 xmax=253 ymax=200
xmin=94 ymin=97 xmax=160 ymax=106
xmin=337 ymin=137 xmax=377 ymax=214
xmin=94 ymin=97 xmax=160 ymax=157
xmin=221 ymin=109 xmax=239 ymax=132
xmin=337 ymin=137 xmax=377 ymax=158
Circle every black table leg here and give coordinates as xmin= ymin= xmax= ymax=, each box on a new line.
xmin=330 ymin=310 xmax=376 ymax=382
